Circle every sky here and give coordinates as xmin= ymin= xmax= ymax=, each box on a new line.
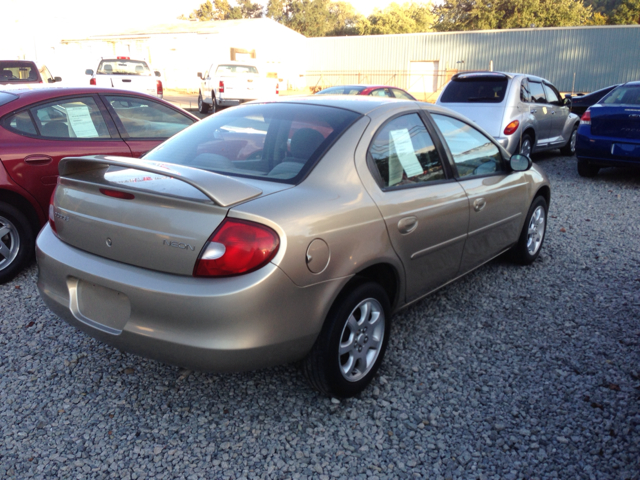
xmin=2 ymin=0 xmax=401 ymax=38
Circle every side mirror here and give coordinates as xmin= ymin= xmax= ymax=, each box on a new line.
xmin=54 ymin=76 xmax=62 ymax=82
xmin=510 ymin=154 xmax=532 ymax=172
xmin=197 ymin=72 xmax=203 ymax=79
xmin=563 ymin=94 xmax=572 ymax=107
xmin=85 ymin=69 xmax=93 ymax=76
xmin=154 ymin=71 xmax=161 ymax=77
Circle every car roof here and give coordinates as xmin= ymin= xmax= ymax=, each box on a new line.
xmin=248 ymin=94 xmax=473 ymax=120
xmin=452 ymin=71 xmax=550 ymax=84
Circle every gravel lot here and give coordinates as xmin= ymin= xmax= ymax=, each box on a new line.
xmin=1 ymin=154 xmax=639 ymax=480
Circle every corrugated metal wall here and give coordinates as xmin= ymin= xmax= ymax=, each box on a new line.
xmin=306 ymin=26 xmax=640 ymax=93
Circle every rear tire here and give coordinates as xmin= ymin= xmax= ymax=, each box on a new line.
xmin=303 ymin=282 xmax=390 ymax=398
xmin=211 ymin=92 xmax=218 ymax=114
xmin=197 ymin=91 xmax=209 ymax=114
xmin=519 ymin=134 xmax=533 ymax=157
xmin=510 ymin=196 xmax=547 ymax=266
xmin=577 ymin=158 xmax=600 ymax=177
xmin=0 ymin=202 xmax=34 ymax=284
xmin=560 ymin=124 xmax=578 ymax=156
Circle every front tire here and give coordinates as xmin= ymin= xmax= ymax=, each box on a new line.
xmin=0 ymin=202 xmax=34 ymax=284
xmin=510 ymin=196 xmax=547 ymax=265
xmin=197 ymin=91 xmax=209 ymax=114
xmin=303 ymin=282 xmax=390 ymax=398
xmin=577 ymin=158 xmax=600 ymax=177
xmin=211 ymin=92 xmax=218 ymax=114
xmin=560 ymin=124 xmax=578 ymax=156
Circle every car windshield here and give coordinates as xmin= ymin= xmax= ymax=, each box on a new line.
xmin=440 ymin=75 xmax=508 ymax=103
xmin=215 ymin=65 xmax=259 ymax=74
xmin=0 ymin=61 xmax=40 ymax=83
xmin=601 ymin=85 xmax=640 ymax=106
xmin=97 ymin=60 xmax=151 ymax=76
xmin=143 ymin=103 xmax=361 ymax=184
xmin=317 ymin=86 xmax=366 ymax=95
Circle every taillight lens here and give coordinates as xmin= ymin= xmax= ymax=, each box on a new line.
xmin=194 ymin=218 xmax=280 ymax=277
xmin=503 ymin=120 xmax=519 ymax=135
xmin=580 ymin=110 xmax=591 ymax=125
xmin=156 ymin=80 xmax=163 ymax=96
xmin=89 ymin=78 xmax=96 ymax=86
xmin=48 ymin=187 xmax=58 ymax=236
xmin=100 ymin=188 xmax=135 ymax=200
xmin=219 ymin=80 xmax=225 ymax=93
xmin=276 ymin=83 xmax=279 ymax=95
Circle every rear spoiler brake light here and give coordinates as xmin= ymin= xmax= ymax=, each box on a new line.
xmin=58 ymin=156 xmax=262 ymax=207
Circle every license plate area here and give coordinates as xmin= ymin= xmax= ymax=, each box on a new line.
xmin=612 ymin=142 xmax=640 ymax=157
xmin=68 ymin=277 xmax=131 ymax=334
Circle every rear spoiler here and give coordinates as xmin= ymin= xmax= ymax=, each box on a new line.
xmin=452 ymin=72 xmax=511 ymax=81
xmin=59 ymin=155 xmax=262 ymax=207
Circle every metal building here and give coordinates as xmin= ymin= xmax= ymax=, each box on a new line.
xmin=306 ymin=25 xmax=640 ymax=99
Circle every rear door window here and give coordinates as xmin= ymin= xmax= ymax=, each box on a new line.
xmin=369 ymin=113 xmax=446 ymax=188
xmin=31 ymin=97 xmax=111 ymax=139
xmin=520 ymin=79 xmax=532 ymax=102
xmin=104 ymin=95 xmax=194 ymax=139
xmin=391 ymin=89 xmax=414 ymax=100
xmin=440 ymin=75 xmax=508 ymax=103
xmin=370 ymin=88 xmax=393 ymax=97
xmin=529 ymin=81 xmax=546 ymax=104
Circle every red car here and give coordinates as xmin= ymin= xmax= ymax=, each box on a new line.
xmin=0 ymin=87 xmax=198 ymax=282
xmin=316 ymin=85 xmax=417 ymax=100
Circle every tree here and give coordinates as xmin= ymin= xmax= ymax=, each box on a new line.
xmin=266 ymin=0 xmax=337 ymax=37
xmin=609 ymin=0 xmax=640 ymax=23
xmin=181 ymin=0 xmax=263 ymax=21
xmin=432 ymin=0 xmax=594 ymax=31
xmin=358 ymin=2 xmax=435 ymax=35
xmin=326 ymin=2 xmax=366 ymax=36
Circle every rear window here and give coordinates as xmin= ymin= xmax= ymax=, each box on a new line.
xmin=97 ymin=60 xmax=150 ymax=76
xmin=0 ymin=61 xmax=41 ymax=83
xmin=317 ymin=86 xmax=365 ymax=95
xmin=0 ymin=91 xmax=19 ymax=107
xmin=601 ymin=85 xmax=640 ymax=106
xmin=440 ymin=75 xmax=508 ymax=103
xmin=216 ymin=65 xmax=258 ymax=74
xmin=144 ymin=103 xmax=361 ymax=184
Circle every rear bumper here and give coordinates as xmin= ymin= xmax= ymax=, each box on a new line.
xmin=36 ymin=225 xmax=346 ymax=372
xmin=576 ymin=131 xmax=640 ymax=168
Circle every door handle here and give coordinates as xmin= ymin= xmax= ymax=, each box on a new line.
xmin=397 ymin=216 xmax=418 ymax=234
xmin=551 ymin=111 xmax=556 ymax=115
xmin=473 ymin=198 xmax=486 ymax=212
xmin=24 ymin=154 xmax=53 ymax=165
xmin=530 ymin=109 xmax=537 ymax=114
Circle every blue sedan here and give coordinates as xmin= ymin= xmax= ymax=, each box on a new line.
xmin=575 ymin=81 xmax=640 ymax=177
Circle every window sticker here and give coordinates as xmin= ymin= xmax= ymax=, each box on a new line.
xmin=390 ymin=129 xmax=423 ymax=180
xmin=66 ymin=105 xmax=99 ymax=138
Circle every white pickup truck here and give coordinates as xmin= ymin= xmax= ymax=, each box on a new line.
xmin=197 ymin=61 xmax=278 ymax=114
xmin=86 ymin=57 xmax=163 ymax=98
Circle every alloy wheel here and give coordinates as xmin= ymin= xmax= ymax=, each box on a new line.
xmin=0 ymin=215 xmax=20 ymax=272
xmin=338 ymin=298 xmax=385 ymax=382
xmin=526 ymin=206 xmax=545 ymax=256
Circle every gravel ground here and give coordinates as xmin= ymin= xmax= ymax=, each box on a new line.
xmin=1 ymin=154 xmax=639 ymax=480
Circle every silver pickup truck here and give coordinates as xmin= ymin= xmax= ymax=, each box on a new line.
xmin=86 ymin=57 xmax=163 ymax=99
xmin=197 ymin=61 xmax=278 ymax=114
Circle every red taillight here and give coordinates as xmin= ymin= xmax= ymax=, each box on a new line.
xmin=276 ymin=83 xmax=279 ymax=95
xmin=193 ymin=218 xmax=280 ymax=277
xmin=580 ymin=110 xmax=591 ymax=125
xmin=48 ymin=187 xmax=58 ymax=235
xmin=219 ymin=80 xmax=224 ymax=93
xmin=503 ymin=120 xmax=519 ymax=135
xmin=156 ymin=80 xmax=163 ymax=96
xmin=89 ymin=78 xmax=96 ymax=86
xmin=99 ymin=188 xmax=135 ymax=200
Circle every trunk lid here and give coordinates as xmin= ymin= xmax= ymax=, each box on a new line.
xmin=590 ymin=105 xmax=640 ymax=140
xmin=51 ymin=156 xmax=266 ymax=275
xmin=219 ymin=73 xmax=262 ymax=101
